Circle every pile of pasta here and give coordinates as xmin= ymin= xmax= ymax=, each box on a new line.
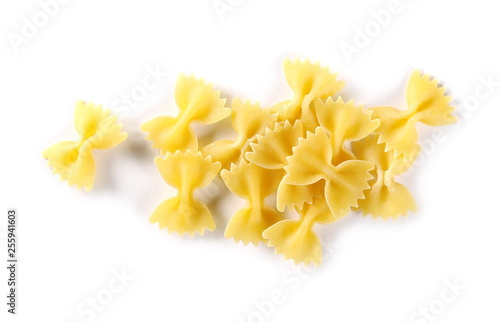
xmin=43 ymin=59 xmax=456 ymax=266
xmin=141 ymin=59 xmax=456 ymax=266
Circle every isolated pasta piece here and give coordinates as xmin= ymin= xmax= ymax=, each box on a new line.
xmin=42 ymin=101 xmax=127 ymax=191
xmin=315 ymin=97 xmax=380 ymax=165
xmin=141 ymin=74 xmax=230 ymax=154
xmin=221 ymin=160 xmax=283 ymax=246
xmin=371 ymin=70 xmax=456 ymax=161
xmin=352 ymin=135 xmax=418 ymax=219
xmin=202 ymin=99 xmax=278 ymax=169
xmin=280 ymin=128 xmax=373 ymax=217
xmin=150 ymin=150 xmax=221 ymax=236
xmin=246 ymin=120 xmax=304 ymax=169
xmin=264 ymin=196 xmax=342 ymax=266
xmin=271 ymin=59 xmax=345 ymax=131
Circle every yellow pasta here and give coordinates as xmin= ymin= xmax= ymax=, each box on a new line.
xmin=246 ymin=119 xmax=304 ymax=170
xmin=352 ymin=135 xmax=418 ymax=219
xmin=150 ymin=150 xmax=221 ymax=236
xmin=315 ymin=97 xmax=380 ymax=165
xmin=371 ymin=70 xmax=456 ymax=161
xmin=141 ymin=74 xmax=230 ymax=154
xmin=42 ymin=62 xmax=459 ymax=266
xmin=276 ymin=180 xmax=325 ymax=212
xmin=276 ymin=96 xmax=380 ymax=212
xmin=42 ymin=101 xmax=127 ymax=191
xmin=202 ymin=98 xmax=278 ymax=169
xmin=280 ymin=128 xmax=374 ymax=217
xmin=221 ymin=160 xmax=283 ymax=246
xmin=264 ymin=196 xmax=341 ymax=266
xmin=246 ymin=118 xmax=325 ymax=211
xmin=271 ymin=59 xmax=345 ymax=131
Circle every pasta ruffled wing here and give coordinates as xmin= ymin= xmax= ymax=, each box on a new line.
xmin=246 ymin=120 xmax=304 ymax=170
xmin=42 ymin=141 xmax=95 ymax=191
xmin=175 ymin=74 xmax=230 ymax=124
xmin=406 ymin=70 xmax=456 ymax=126
xmin=230 ymin=99 xmax=278 ymax=140
xmin=276 ymin=180 xmax=324 ymax=212
xmin=74 ymin=101 xmax=127 ymax=150
xmin=277 ymin=129 xmax=332 ymax=210
xmin=282 ymin=128 xmax=332 ymax=186
xmin=150 ymin=196 xmax=215 ymax=236
xmin=323 ymin=159 xmax=373 ymax=217
xmin=371 ymin=105 xmax=419 ymax=161
xmin=155 ymin=151 xmax=220 ymax=190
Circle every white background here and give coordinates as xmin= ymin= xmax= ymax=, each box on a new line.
xmin=1 ymin=0 xmax=499 ymax=321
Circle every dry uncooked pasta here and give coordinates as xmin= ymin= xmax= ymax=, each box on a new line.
xmin=44 ymin=59 xmax=457 ymax=266
xmin=150 ymin=150 xmax=221 ymax=236
xmin=141 ymin=74 xmax=230 ymax=154
xmin=42 ymin=101 xmax=127 ymax=191
xmin=139 ymin=61 xmax=457 ymax=265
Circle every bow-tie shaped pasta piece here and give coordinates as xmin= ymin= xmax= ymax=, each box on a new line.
xmin=351 ymin=135 xmax=418 ymax=219
xmin=315 ymin=97 xmax=380 ymax=165
xmin=221 ymin=160 xmax=283 ymax=246
xmin=371 ymin=70 xmax=456 ymax=161
xmin=271 ymin=59 xmax=345 ymax=131
xmin=202 ymin=99 xmax=278 ymax=169
xmin=279 ymin=128 xmax=374 ymax=217
xmin=263 ymin=196 xmax=341 ymax=266
xmin=42 ymin=101 xmax=127 ymax=191
xmin=150 ymin=150 xmax=221 ymax=236
xmin=141 ymin=74 xmax=230 ymax=154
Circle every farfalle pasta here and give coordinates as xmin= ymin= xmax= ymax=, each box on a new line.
xmin=150 ymin=150 xmax=221 ymax=236
xmin=221 ymin=160 xmax=283 ymax=246
xmin=42 ymin=101 xmax=127 ymax=191
xmin=141 ymin=74 xmax=230 ymax=154
xmin=45 ymin=60 xmax=458 ymax=266
xmin=371 ymin=70 xmax=456 ymax=161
